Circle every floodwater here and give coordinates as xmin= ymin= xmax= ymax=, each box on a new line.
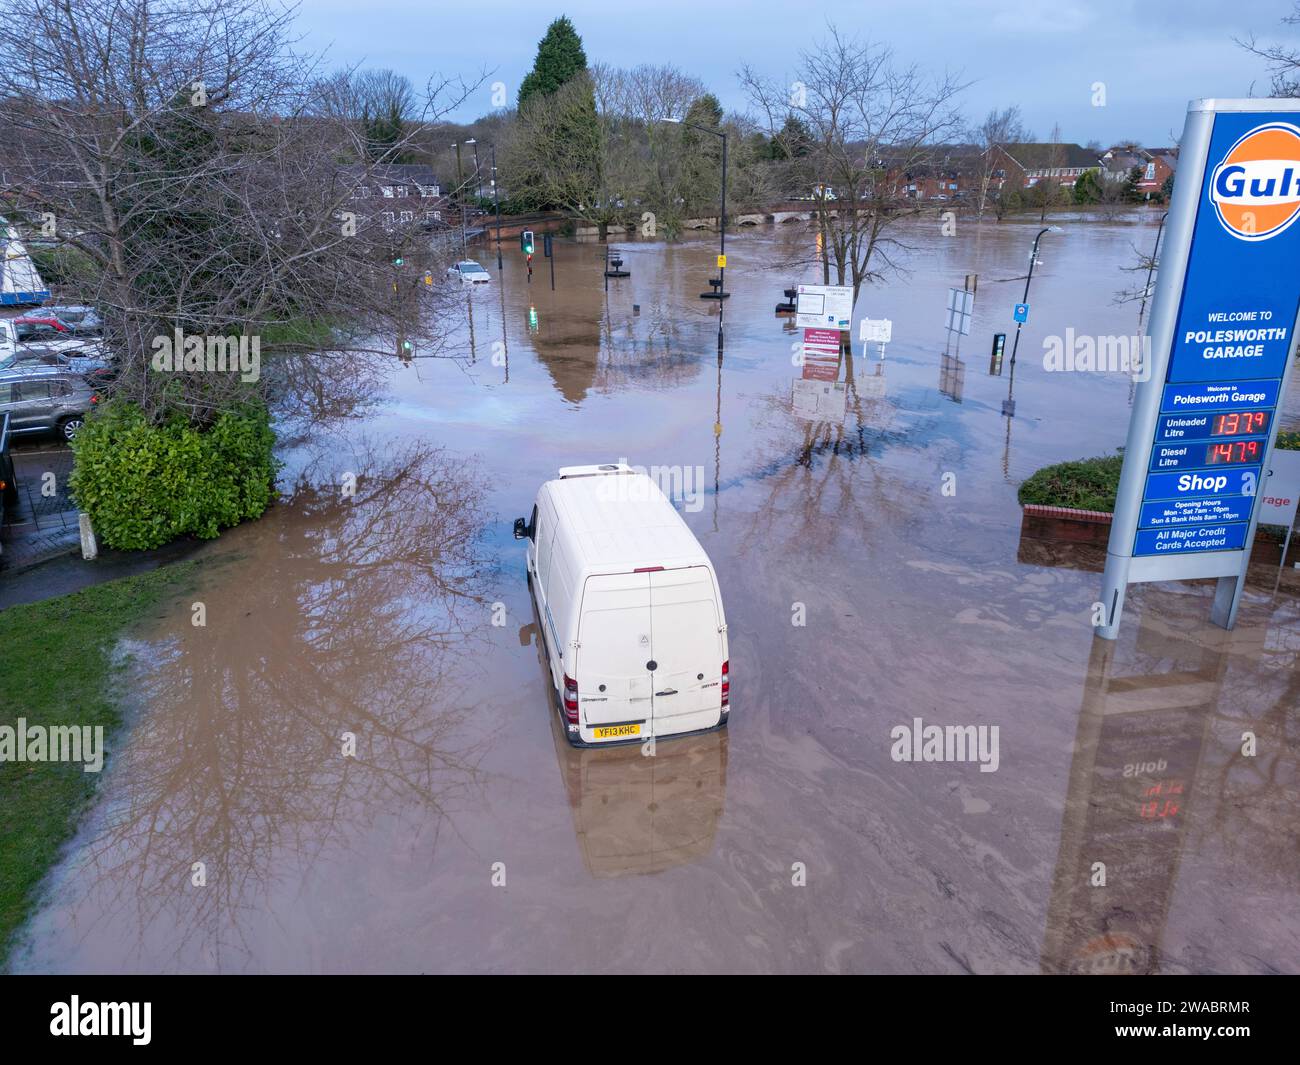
xmin=10 ymin=215 xmax=1300 ymax=973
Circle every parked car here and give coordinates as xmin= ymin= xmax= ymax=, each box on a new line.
xmin=0 ymin=319 xmax=16 ymax=366
xmin=44 ymin=305 xmax=103 ymax=332
xmin=0 ymin=409 xmax=16 ymax=510
xmin=0 ymin=345 xmax=111 ymax=376
xmin=447 ymin=260 xmax=491 ymax=284
xmin=514 ymin=462 xmax=730 ymax=747
xmin=13 ymin=312 xmax=102 ymax=351
xmin=0 ymin=368 xmax=97 ymax=441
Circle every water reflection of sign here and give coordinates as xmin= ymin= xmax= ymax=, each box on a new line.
xmin=1043 ymin=625 xmax=1223 ymax=976
xmin=792 ymin=378 xmax=847 ymax=421
xmin=947 ymin=288 xmax=975 ymax=335
xmin=1259 ymin=448 xmax=1300 ymax=527
xmin=796 ymin=284 xmax=853 ymax=329
xmin=801 ymin=327 xmax=840 ymax=382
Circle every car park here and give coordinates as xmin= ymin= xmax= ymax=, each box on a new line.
xmin=515 ymin=462 xmax=729 ymax=746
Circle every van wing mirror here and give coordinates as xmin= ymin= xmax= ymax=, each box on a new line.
xmin=513 ymin=517 xmax=529 ymax=540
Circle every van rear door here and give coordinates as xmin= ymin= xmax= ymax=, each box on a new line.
xmin=576 ymin=573 xmax=654 ymax=728
xmin=648 ymin=567 xmax=723 ymax=723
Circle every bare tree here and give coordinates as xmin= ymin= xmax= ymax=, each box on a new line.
xmin=1238 ymin=3 xmax=1300 ymax=96
xmin=0 ymin=0 xmax=477 ymax=427
xmin=741 ymin=26 xmax=966 ymax=302
xmin=970 ymin=105 xmax=1031 ymax=214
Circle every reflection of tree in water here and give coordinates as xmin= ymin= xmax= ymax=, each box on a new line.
xmin=529 ymin=281 xmax=703 ymax=403
xmin=58 ymin=440 xmax=492 ymax=970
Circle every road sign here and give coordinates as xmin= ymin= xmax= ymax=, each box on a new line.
xmin=1097 ymin=99 xmax=1300 ymax=638
xmin=1013 ymin=302 xmax=1029 ymax=324
xmin=1259 ymin=449 xmax=1300 ymax=527
xmin=859 ymin=318 xmax=893 ymax=343
xmin=796 ymin=284 xmax=853 ymax=329
xmin=946 ymin=288 xmax=974 ymax=335
xmin=716 ymin=254 xmax=727 ymax=269
xmin=801 ymin=327 xmax=840 ymax=381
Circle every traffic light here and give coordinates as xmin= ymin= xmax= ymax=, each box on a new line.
xmin=521 ymin=230 xmax=534 ymax=255
xmin=543 ymin=233 xmax=553 ymax=258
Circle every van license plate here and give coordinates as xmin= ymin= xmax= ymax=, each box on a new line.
xmin=592 ymin=724 xmax=641 ymax=739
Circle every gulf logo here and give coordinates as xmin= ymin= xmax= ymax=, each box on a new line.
xmin=1209 ymin=121 xmax=1300 ymax=241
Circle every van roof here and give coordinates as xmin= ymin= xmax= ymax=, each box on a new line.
xmin=545 ymin=469 xmax=711 ymax=573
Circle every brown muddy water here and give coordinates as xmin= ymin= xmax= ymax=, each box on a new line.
xmin=10 ymin=216 xmax=1300 ymax=973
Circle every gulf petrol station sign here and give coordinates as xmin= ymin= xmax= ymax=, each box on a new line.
xmin=1098 ymin=101 xmax=1300 ymax=638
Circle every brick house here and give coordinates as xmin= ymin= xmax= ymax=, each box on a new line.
xmin=986 ymin=143 xmax=1104 ymax=190
xmin=1102 ymin=145 xmax=1177 ymax=195
xmin=344 ymin=163 xmax=450 ymax=232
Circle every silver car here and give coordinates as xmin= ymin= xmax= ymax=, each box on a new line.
xmin=0 ymin=368 xmax=96 ymax=441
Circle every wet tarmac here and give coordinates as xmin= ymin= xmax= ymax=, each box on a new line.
xmin=9 ymin=215 xmax=1299 ymax=973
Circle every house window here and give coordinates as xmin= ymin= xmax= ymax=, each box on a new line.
xmin=382 ymin=211 xmax=395 ymax=225
xmin=381 ymin=186 xmax=394 ymax=198
xmin=1145 ymin=163 xmax=1155 ymax=180
xmin=432 ymin=211 xmax=442 ymax=221
xmin=399 ymin=210 xmax=413 ymax=222
xmin=395 ymin=186 xmax=409 ymax=197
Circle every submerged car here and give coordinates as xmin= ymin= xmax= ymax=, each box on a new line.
xmin=515 ymin=462 xmax=730 ymax=747
xmin=447 ymin=260 xmax=491 ymax=284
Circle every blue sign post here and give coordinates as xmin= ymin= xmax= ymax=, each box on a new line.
xmin=1013 ymin=303 xmax=1029 ymax=323
xmin=1097 ymin=100 xmax=1300 ymax=638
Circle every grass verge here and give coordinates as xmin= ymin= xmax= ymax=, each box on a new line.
xmin=1018 ymin=453 xmax=1124 ymax=513
xmin=0 ymin=561 xmax=197 ymax=965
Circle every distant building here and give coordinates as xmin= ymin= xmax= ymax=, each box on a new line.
xmin=1101 ymin=144 xmax=1177 ymax=194
xmin=986 ymin=143 xmax=1104 ymax=190
xmin=897 ymin=145 xmax=984 ymax=202
xmin=343 ymin=163 xmax=449 ymax=232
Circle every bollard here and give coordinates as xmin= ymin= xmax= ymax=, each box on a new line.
xmin=78 ymin=512 xmax=98 ymax=560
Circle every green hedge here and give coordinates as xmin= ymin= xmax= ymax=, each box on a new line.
xmin=1276 ymin=430 xmax=1300 ymax=451
xmin=1018 ymin=453 xmax=1124 ymax=513
xmin=69 ymin=401 xmax=278 ymax=549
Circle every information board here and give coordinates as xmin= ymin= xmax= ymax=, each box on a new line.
xmin=1098 ymin=100 xmax=1300 ymax=637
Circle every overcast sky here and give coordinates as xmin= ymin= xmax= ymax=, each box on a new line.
xmin=294 ymin=0 xmax=1295 ymax=145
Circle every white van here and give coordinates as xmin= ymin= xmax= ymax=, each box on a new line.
xmin=515 ymin=462 xmax=730 ymax=746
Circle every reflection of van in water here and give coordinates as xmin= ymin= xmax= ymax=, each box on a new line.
xmin=548 ymin=705 xmax=728 ymax=877
xmin=515 ymin=462 xmax=729 ymax=747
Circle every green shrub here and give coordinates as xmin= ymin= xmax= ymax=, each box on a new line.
xmin=69 ymin=400 xmax=278 ymax=549
xmin=1275 ymin=430 xmax=1300 ymax=451
xmin=1018 ymin=453 xmax=1124 ymax=513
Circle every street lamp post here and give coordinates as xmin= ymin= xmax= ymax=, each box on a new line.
xmin=663 ymin=117 xmax=728 ymax=351
xmin=1004 ymin=224 xmax=1062 ymax=415
xmin=466 ymin=138 xmax=481 ymax=200
xmin=451 ymin=141 xmax=467 ymax=256
xmin=491 ymin=143 xmax=503 ymax=271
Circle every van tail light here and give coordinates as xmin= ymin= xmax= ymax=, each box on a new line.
xmin=721 ymin=660 xmax=729 ymax=709
xmin=563 ymin=674 xmax=579 ymax=724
